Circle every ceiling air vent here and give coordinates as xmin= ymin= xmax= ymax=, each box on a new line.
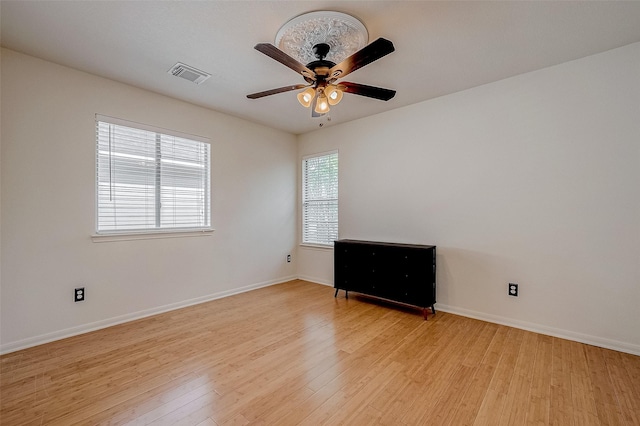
xmin=168 ymin=62 xmax=211 ymax=85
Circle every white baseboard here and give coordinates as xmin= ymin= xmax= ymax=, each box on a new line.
xmin=295 ymin=278 xmax=640 ymax=356
xmin=435 ymin=303 xmax=640 ymax=357
xmin=0 ymin=276 xmax=297 ymax=355
xmin=4 ymin=277 xmax=638 ymax=357
xmin=297 ymin=274 xmax=333 ymax=287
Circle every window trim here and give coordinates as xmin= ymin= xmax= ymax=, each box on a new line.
xmin=95 ymin=114 xmax=212 ymax=238
xmin=96 ymin=114 xmax=210 ymax=144
xmin=301 ymin=150 xmax=338 ymax=248
xmin=91 ymin=228 xmax=214 ymax=243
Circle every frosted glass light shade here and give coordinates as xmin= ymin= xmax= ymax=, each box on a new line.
xmin=297 ymin=87 xmax=316 ymax=108
xmin=325 ymin=85 xmax=343 ymax=105
xmin=315 ymin=94 xmax=330 ymax=114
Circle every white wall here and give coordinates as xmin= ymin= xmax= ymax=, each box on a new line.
xmin=298 ymin=43 xmax=640 ymax=354
xmin=3 ymin=42 xmax=639 ymax=356
xmin=0 ymin=49 xmax=298 ymax=352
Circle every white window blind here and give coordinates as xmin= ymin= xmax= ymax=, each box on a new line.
xmin=302 ymin=151 xmax=338 ymax=246
xmin=96 ymin=115 xmax=211 ymax=234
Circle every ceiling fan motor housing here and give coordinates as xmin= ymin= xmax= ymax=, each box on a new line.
xmin=313 ymin=43 xmax=331 ymax=60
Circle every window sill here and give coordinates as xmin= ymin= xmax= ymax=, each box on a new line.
xmin=91 ymin=229 xmax=214 ymax=243
xmin=300 ymin=243 xmax=334 ymax=250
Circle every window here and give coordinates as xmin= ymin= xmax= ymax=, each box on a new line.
xmin=96 ymin=115 xmax=211 ymax=234
xmin=302 ymin=151 xmax=338 ymax=246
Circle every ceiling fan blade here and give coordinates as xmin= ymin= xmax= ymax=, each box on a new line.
xmin=328 ymin=38 xmax=395 ymax=80
xmin=254 ymin=43 xmax=316 ymax=80
xmin=247 ymin=84 xmax=309 ymax=99
xmin=338 ymin=82 xmax=396 ymax=101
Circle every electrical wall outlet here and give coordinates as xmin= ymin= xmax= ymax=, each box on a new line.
xmin=286 ymin=254 xmax=291 ymax=263
xmin=74 ymin=287 xmax=85 ymax=302
xmin=508 ymin=283 xmax=518 ymax=297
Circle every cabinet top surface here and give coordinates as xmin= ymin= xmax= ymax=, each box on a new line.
xmin=335 ymin=239 xmax=435 ymax=249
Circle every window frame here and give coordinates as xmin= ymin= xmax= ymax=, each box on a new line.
xmin=301 ymin=150 xmax=339 ymax=248
xmin=93 ymin=114 xmax=213 ymax=241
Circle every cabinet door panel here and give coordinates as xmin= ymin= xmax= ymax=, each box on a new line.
xmin=335 ymin=243 xmax=366 ymax=291
xmin=360 ymin=246 xmax=380 ymax=293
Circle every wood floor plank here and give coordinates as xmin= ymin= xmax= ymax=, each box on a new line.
xmin=473 ymin=388 xmax=507 ymax=426
xmin=447 ymin=363 xmax=496 ymax=426
xmin=604 ymin=350 xmax=640 ymax=425
xmin=115 ymin=375 xmax=217 ymax=425
xmin=498 ymin=331 xmax=539 ymax=425
xmin=584 ymin=345 xmax=626 ymax=425
xmin=421 ymin=364 xmax=477 ymax=425
xmin=462 ymin=322 xmax=499 ymax=368
xmin=470 ymin=327 xmax=524 ymax=426
xmin=488 ymin=327 xmax=525 ymax=394
xmin=2 ymin=280 xmax=639 ymax=426
xmin=400 ymin=317 xmax=485 ymax=425
xmin=526 ymin=336 xmax=552 ymax=426
xmin=549 ymin=337 xmax=575 ymax=426
xmin=244 ymin=386 xmax=316 ymax=426
xmin=570 ymin=372 xmax=600 ymax=425
xmin=317 ymin=360 xmax=405 ymax=425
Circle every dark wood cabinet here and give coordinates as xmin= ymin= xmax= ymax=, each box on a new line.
xmin=334 ymin=239 xmax=436 ymax=319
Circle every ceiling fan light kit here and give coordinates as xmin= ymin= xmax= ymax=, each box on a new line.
xmin=247 ymin=10 xmax=396 ymax=119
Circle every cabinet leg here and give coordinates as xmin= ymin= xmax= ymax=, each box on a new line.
xmin=422 ymin=306 xmax=436 ymax=320
xmin=334 ymin=289 xmax=348 ymax=299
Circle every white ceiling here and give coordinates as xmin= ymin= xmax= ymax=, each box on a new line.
xmin=2 ymin=1 xmax=640 ymax=135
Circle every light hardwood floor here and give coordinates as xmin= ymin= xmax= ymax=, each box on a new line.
xmin=1 ymin=280 xmax=639 ymax=425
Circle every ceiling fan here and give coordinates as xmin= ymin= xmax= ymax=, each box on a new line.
xmin=246 ymin=38 xmax=396 ymax=117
